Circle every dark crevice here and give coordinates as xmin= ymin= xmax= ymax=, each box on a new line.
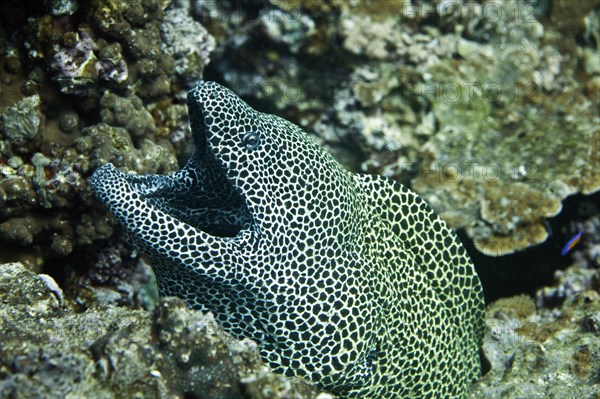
xmin=469 ymin=190 xmax=600 ymax=304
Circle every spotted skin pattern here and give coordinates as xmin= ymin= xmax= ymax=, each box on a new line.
xmin=90 ymin=81 xmax=484 ymax=398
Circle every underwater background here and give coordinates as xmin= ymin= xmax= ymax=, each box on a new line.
xmin=0 ymin=0 xmax=599 ymax=398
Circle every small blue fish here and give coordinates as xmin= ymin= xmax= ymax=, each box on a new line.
xmin=561 ymin=229 xmax=583 ymax=256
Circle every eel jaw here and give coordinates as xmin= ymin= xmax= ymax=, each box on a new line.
xmin=89 ymin=80 xmax=255 ymax=254
xmin=90 ymin=161 xmax=254 ymax=250
xmin=89 ymin=103 xmax=253 ymax=243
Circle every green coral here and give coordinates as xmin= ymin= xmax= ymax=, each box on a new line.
xmin=77 ymin=122 xmax=177 ymax=173
xmin=414 ymin=25 xmax=599 ymax=254
xmin=99 ymin=92 xmax=157 ymax=139
xmin=1 ymin=95 xmax=42 ymax=143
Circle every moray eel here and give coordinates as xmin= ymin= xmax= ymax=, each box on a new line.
xmin=90 ymin=81 xmax=485 ymax=398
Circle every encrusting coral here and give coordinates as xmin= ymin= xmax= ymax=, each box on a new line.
xmin=0 ymin=0 xmax=213 ymax=272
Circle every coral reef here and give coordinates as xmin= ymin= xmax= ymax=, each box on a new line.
xmin=78 ymin=240 xmax=158 ymax=309
xmin=99 ymin=92 xmax=157 ymax=139
xmin=161 ymin=6 xmax=216 ymax=90
xmin=50 ymin=29 xmax=99 ymax=95
xmin=539 ymin=200 xmax=600 ymax=307
xmin=0 ymin=262 xmax=327 ymax=398
xmin=0 ymin=0 xmax=599 ymax=397
xmin=199 ymin=0 xmax=599 ymax=256
xmin=259 ymin=8 xmax=315 ymax=54
xmin=0 ymin=0 xmax=216 ymax=274
xmin=470 ymin=288 xmax=600 ymax=398
xmin=1 ymin=94 xmax=42 ymax=143
xmin=412 ymin=16 xmax=599 ymax=255
xmin=3 ymin=255 xmax=599 ymax=399
xmin=470 ymin=197 xmax=600 ymax=397
xmin=338 ymin=0 xmax=599 ymax=256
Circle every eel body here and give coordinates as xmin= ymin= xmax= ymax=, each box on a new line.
xmin=90 ymin=81 xmax=485 ymax=398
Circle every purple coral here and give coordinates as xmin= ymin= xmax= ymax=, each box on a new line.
xmin=95 ymin=58 xmax=128 ymax=83
xmin=50 ymin=31 xmax=99 ymax=95
xmin=51 ymin=30 xmax=128 ymax=92
xmin=51 ymin=31 xmax=97 ymax=79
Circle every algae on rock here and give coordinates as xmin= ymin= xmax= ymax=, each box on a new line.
xmin=1 ymin=94 xmax=42 ymax=143
xmin=0 ymin=262 xmax=328 ymax=399
xmin=471 ymin=289 xmax=600 ymax=398
xmin=412 ymin=27 xmax=599 ymax=255
xmin=204 ymin=0 xmax=599 ymax=256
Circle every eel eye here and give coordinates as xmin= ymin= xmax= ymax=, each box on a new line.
xmin=242 ymin=131 xmax=261 ymax=150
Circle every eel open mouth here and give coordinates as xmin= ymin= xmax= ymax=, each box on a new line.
xmin=91 ymin=115 xmax=252 ymax=241
xmin=138 ymin=163 xmax=251 ymax=239
xmin=133 ymin=143 xmax=250 ymax=239
xmin=90 ymin=80 xmax=256 ymax=242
